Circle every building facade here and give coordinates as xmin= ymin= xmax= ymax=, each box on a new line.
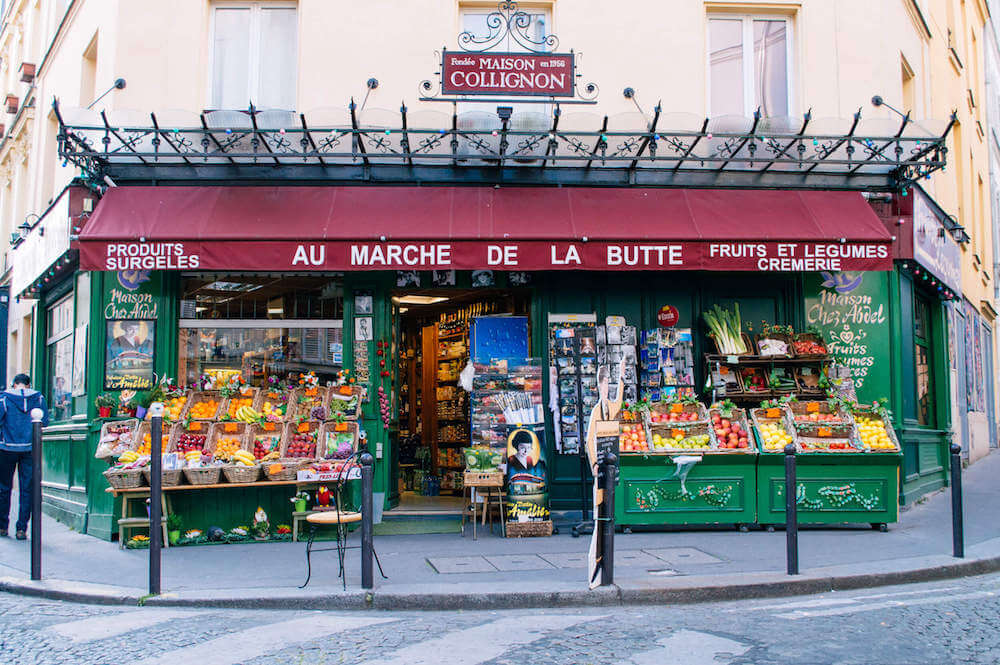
xmin=2 ymin=0 xmax=995 ymax=537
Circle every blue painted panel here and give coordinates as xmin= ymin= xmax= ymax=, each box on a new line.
xmin=470 ymin=316 xmax=528 ymax=362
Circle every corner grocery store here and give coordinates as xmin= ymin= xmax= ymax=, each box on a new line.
xmin=21 ymin=100 xmax=959 ymax=540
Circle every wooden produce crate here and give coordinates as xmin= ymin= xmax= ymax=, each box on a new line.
xmin=282 ymin=420 xmax=321 ymax=460
xmin=793 ymin=366 xmax=825 ymax=395
xmin=750 ymin=407 xmax=795 ymax=454
xmin=247 ymin=421 xmax=286 ymax=462
xmin=291 ymin=387 xmax=328 ymax=420
xmin=104 ymin=467 xmax=146 ymax=490
xmin=787 ymin=399 xmax=851 ymax=425
xmin=258 ymin=388 xmax=293 ymax=422
xmin=790 ymin=333 xmax=828 ymax=358
xmin=711 ymin=331 xmax=755 ymax=356
xmin=794 ymin=421 xmax=861 ymax=453
xmin=707 ymin=407 xmax=755 ymax=452
xmin=737 ymin=366 xmax=770 ymax=394
xmin=206 ymin=421 xmax=251 ymax=461
xmin=647 ymin=400 xmax=707 ymax=424
xmin=131 ymin=421 xmax=172 ymax=455
xmin=160 ymin=392 xmax=191 ymax=422
xmin=850 ymin=406 xmax=902 ymax=453
xmin=505 ymin=520 xmax=553 ymax=537
xmin=220 ymin=388 xmax=262 ymax=420
xmin=755 ymin=333 xmax=795 ymax=358
xmin=181 ymin=391 xmax=223 ymax=420
xmin=317 ymin=421 xmax=360 ymax=460
xmin=647 ymin=422 xmax=715 ymax=453
xmin=327 ymin=385 xmax=363 ymax=420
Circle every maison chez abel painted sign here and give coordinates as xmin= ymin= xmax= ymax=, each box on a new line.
xmin=441 ymin=51 xmax=575 ymax=96
xmin=85 ymin=240 xmax=893 ymax=273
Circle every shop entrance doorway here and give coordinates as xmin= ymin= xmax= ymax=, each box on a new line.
xmin=390 ymin=287 xmax=531 ymax=515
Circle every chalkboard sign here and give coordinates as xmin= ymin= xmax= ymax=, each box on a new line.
xmin=594 ymin=420 xmax=620 ymax=488
xmin=804 ymin=271 xmax=891 ymax=404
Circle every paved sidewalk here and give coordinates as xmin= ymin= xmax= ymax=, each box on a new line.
xmin=2 ymin=452 xmax=999 ymax=609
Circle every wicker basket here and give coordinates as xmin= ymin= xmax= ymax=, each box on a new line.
xmin=316 ymin=421 xmax=360 ymax=460
xmin=291 ymin=386 xmax=329 ymax=420
xmin=463 ymin=470 xmax=504 ymax=487
xmin=281 ymin=420 xmax=321 ymax=459
xmin=183 ymin=465 xmax=222 ymax=485
xmin=791 ymin=333 xmax=829 ymax=358
xmin=505 ymin=520 xmax=553 ymax=538
xmin=712 ymin=332 xmax=755 ymax=356
xmin=141 ymin=467 xmax=185 ymax=487
xmin=159 ymin=391 xmax=191 ymax=422
xmin=104 ymin=467 xmax=146 ymax=490
xmin=756 ymin=333 xmax=795 ymax=358
xmin=222 ymin=464 xmax=262 ymax=484
xmin=205 ymin=421 xmax=251 ymax=461
xmin=168 ymin=421 xmax=209 ymax=456
xmin=181 ymin=391 xmax=223 ymax=420
xmin=264 ymin=459 xmax=304 ymax=481
xmin=247 ymin=422 xmax=286 ymax=462
xmin=98 ymin=419 xmax=139 ymax=458
xmin=220 ymin=388 xmax=262 ymax=420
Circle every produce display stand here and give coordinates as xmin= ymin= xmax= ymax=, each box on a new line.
xmin=615 ymin=404 xmax=758 ymax=531
xmin=705 ymin=354 xmax=834 ymax=404
xmin=755 ymin=402 xmax=902 ymax=530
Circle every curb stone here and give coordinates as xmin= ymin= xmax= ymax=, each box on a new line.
xmin=3 ymin=551 xmax=1000 ymax=610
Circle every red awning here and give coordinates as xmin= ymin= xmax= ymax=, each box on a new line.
xmin=78 ymin=186 xmax=892 ymax=272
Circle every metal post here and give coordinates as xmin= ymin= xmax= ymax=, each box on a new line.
xmin=360 ymin=451 xmax=375 ymax=590
xmin=600 ymin=452 xmax=618 ymax=586
xmin=148 ymin=402 xmax=164 ymax=595
xmin=784 ymin=444 xmax=799 ymax=575
xmin=950 ymin=444 xmax=964 ymax=558
xmin=30 ymin=408 xmax=43 ymax=581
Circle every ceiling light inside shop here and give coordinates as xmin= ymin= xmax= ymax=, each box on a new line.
xmin=267 ymin=307 xmax=284 ymax=315
xmin=396 ymin=295 xmax=449 ymax=305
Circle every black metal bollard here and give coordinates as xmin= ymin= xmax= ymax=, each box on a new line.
xmin=148 ymin=403 xmax=164 ymax=595
xmin=950 ymin=444 xmax=964 ymax=558
xmin=30 ymin=409 xmax=43 ymax=581
xmin=360 ymin=451 xmax=375 ymax=590
xmin=784 ymin=444 xmax=799 ymax=575
xmin=600 ymin=452 xmax=618 ymax=586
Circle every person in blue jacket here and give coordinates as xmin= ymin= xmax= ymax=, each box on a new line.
xmin=0 ymin=374 xmax=49 ymax=540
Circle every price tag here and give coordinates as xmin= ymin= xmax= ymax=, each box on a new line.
xmin=765 ymin=408 xmax=781 ymax=419
xmin=263 ymin=423 xmax=276 ymax=431
xmin=669 ymin=403 xmax=684 ymax=414
xmin=818 ymin=427 xmax=832 ymax=437
xmin=806 ymin=402 xmax=820 ymax=413
xmin=297 ymin=423 xmax=310 ymax=433
xmin=726 ymin=355 xmax=739 ymax=364
xmin=670 ymin=428 xmax=685 ymax=439
xmin=188 ymin=422 xmax=202 ymax=432
xmin=224 ymin=423 xmax=238 ymax=433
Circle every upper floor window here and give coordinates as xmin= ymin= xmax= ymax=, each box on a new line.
xmin=210 ymin=2 xmax=297 ymax=111
xmin=708 ymin=15 xmax=791 ymax=117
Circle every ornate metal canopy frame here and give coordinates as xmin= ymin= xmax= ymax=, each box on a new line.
xmin=54 ymin=99 xmax=953 ymax=192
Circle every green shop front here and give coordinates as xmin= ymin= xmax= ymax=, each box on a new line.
xmin=18 ymin=184 xmax=934 ymax=541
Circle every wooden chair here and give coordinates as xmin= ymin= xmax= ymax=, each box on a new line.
xmin=118 ymin=492 xmax=169 ymax=549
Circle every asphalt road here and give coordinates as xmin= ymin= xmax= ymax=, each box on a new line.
xmin=2 ymin=572 xmax=1000 ymax=664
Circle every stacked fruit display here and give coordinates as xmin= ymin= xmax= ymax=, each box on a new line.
xmin=711 ymin=412 xmax=750 ymax=449
xmin=649 ymin=409 xmax=700 ymax=423
xmin=792 ymin=411 xmax=844 ymax=423
xmin=285 ymin=432 xmax=316 ymax=458
xmin=260 ymin=400 xmax=286 ymax=419
xmin=619 ymin=422 xmax=648 ymax=452
xmin=189 ymin=399 xmax=219 ymax=419
xmin=792 ymin=338 xmax=827 ymax=355
xmin=175 ymin=432 xmax=207 ymax=454
xmin=234 ymin=405 xmax=262 ymax=423
xmin=214 ymin=436 xmax=243 ymax=460
xmin=226 ymin=397 xmax=254 ymax=419
xmin=758 ymin=420 xmax=793 ymax=451
xmin=855 ymin=414 xmax=897 ymax=451
xmin=137 ymin=432 xmax=169 ymax=456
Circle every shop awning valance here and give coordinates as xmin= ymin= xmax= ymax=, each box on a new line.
xmin=77 ymin=186 xmax=893 ymax=272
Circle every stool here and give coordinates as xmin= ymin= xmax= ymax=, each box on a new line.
xmin=462 ymin=471 xmax=505 ymax=540
xmin=300 ymin=510 xmax=386 ymax=590
xmin=292 ymin=510 xmax=317 ymax=542
xmin=118 ymin=493 xmax=169 ymax=549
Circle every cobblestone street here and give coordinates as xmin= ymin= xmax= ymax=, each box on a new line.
xmin=2 ymin=572 xmax=999 ymax=664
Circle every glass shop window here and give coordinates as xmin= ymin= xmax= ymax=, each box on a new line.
xmin=914 ymin=294 xmax=935 ymax=427
xmin=46 ymin=295 xmax=74 ymax=421
xmin=178 ymin=275 xmax=344 ymax=387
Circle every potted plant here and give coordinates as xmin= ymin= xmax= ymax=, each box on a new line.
xmin=166 ymin=513 xmax=182 ymax=546
xmin=291 ymin=490 xmax=310 ymax=513
xmin=95 ymin=393 xmax=117 ymax=418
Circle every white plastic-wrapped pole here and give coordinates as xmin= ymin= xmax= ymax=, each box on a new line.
xmin=30 ymin=407 xmax=43 ymax=580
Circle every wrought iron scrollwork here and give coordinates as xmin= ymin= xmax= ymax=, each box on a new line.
xmin=457 ymin=2 xmax=559 ymax=53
